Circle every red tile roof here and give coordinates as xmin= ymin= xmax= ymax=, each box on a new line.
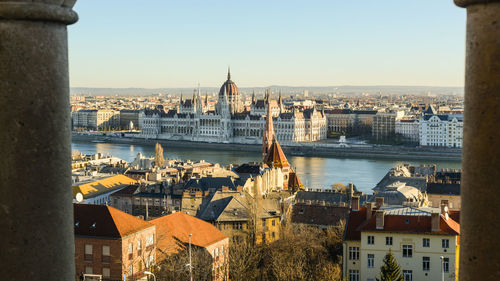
xmin=151 ymin=212 xmax=227 ymax=256
xmin=344 ymin=207 xmax=368 ymax=241
xmin=288 ymin=170 xmax=304 ymax=190
xmin=264 ymin=139 xmax=290 ymax=168
xmin=345 ymin=208 xmax=460 ymax=241
xmin=74 ymin=204 xmax=154 ymax=238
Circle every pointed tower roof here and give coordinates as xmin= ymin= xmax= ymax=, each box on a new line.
xmin=264 ymin=137 xmax=290 ymax=168
xmin=288 ymin=170 xmax=304 ymax=191
xmin=262 ymin=89 xmax=274 ymax=161
xmin=227 ymin=66 xmax=231 ymax=80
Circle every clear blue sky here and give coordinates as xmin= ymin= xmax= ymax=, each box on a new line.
xmin=68 ymin=0 xmax=465 ymax=88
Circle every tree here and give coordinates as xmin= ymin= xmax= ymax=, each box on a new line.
xmin=154 ymin=143 xmax=165 ymax=167
xmin=376 ymin=250 xmax=404 ymax=281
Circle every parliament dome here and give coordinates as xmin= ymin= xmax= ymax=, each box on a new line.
xmin=219 ymin=68 xmax=239 ymax=97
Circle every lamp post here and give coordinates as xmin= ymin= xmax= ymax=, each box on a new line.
xmin=144 ymin=271 xmax=156 ymax=281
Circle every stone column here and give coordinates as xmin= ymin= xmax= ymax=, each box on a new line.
xmin=454 ymin=1 xmax=500 ymax=280
xmin=0 ymin=1 xmax=78 ymax=280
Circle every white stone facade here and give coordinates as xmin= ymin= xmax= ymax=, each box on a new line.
xmin=419 ymin=114 xmax=463 ymax=148
xmin=395 ymin=118 xmax=420 ymax=142
xmin=139 ymin=73 xmax=327 ymax=144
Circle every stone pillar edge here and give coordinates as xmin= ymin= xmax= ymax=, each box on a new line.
xmin=0 ymin=2 xmax=78 ymax=24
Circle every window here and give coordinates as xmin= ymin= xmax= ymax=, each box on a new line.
xmin=367 ymin=236 xmax=374 ymax=245
xmin=349 ymin=247 xmax=360 ymax=260
xmin=102 ymin=267 xmax=110 ymax=278
xmin=442 ymin=239 xmax=449 ymax=248
xmin=220 ymin=245 xmax=224 ymax=255
xmin=423 ymin=257 xmax=430 ymax=271
xmin=367 ymin=254 xmax=374 ymax=268
xmin=443 ymin=258 xmax=449 ymax=273
xmin=402 ymin=245 xmax=413 ymax=258
xmin=128 ymin=265 xmax=133 ymax=276
xmin=102 ymin=245 xmax=110 ymax=263
xmin=146 ymin=234 xmax=154 ymax=247
xmin=84 ymin=244 xmax=93 ymax=261
xmin=385 ymin=236 xmax=393 ymax=246
xmin=85 ymin=266 xmax=93 ymax=274
xmin=272 ymin=219 xmax=276 ymax=226
xmin=403 ymin=270 xmax=412 ymax=281
xmin=423 ymin=238 xmax=430 ymax=247
xmin=349 ymin=270 xmax=359 ymax=281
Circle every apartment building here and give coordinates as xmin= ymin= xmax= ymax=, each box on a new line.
xmin=74 ymin=204 xmax=156 ymax=281
xmin=343 ymin=197 xmax=459 ymax=281
xmin=419 ymin=114 xmax=463 ymax=148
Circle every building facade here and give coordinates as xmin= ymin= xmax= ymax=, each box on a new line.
xmin=419 ymin=114 xmax=463 ymax=148
xmin=395 ymin=118 xmax=420 ymax=142
xmin=139 ymin=71 xmax=327 ymax=144
xmin=74 ymin=204 xmax=156 ymax=281
xmin=343 ymin=198 xmax=459 ymax=281
xmin=72 ymin=109 xmax=120 ymax=131
xmin=372 ymin=111 xmax=404 ymax=141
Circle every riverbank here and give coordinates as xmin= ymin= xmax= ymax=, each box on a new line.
xmin=72 ymin=134 xmax=462 ymax=161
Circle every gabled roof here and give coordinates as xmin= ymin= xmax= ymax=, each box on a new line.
xmin=198 ymin=194 xmax=249 ymax=222
xmin=264 ymin=139 xmax=290 ymax=168
xmin=151 ymin=212 xmax=227 ymax=255
xmin=74 ymin=204 xmax=153 ymax=238
xmin=73 ymin=174 xmax=137 ymax=199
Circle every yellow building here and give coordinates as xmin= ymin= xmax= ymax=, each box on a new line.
xmin=343 ymin=197 xmax=460 ymax=281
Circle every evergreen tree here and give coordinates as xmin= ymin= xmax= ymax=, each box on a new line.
xmin=154 ymin=143 xmax=165 ymax=167
xmin=376 ymin=250 xmax=404 ymax=281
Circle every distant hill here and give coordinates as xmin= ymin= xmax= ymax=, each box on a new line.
xmin=71 ymin=85 xmax=463 ymax=97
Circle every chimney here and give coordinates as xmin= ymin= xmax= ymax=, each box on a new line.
xmin=222 ymin=186 xmax=229 ymax=192
xmin=366 ymin=202 xmax=374 ymax=220
xmin=351 ymin=196 xmax=360 ymax=211
xmin=236 ymin=186 xmax=243 ymax=192
xmin=194 ymin=191 xmax=202 ymax=198
xmin=375 ymin=197 xmax=384 ymax=208
xmin=375 ymin=210 xmax=384 ymax=229
xmin=431 ymin=212 xmax=441 ymax=232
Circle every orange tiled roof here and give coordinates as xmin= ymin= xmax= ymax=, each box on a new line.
xmin=288 ymin=170 xmax=304 ymax=190
xmin=74 ymin=204 xmax=154 ymax=238
xmin=151 ymin=212 xmax=227 ymax=256
xmin=73 ymin=174 xmax=137 ymax=198
xmin=264 ymin=138 xmax=290 ymax=168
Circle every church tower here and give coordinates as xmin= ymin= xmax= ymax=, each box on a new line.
xmin=262 ymin=89 xmax=274 ymax=161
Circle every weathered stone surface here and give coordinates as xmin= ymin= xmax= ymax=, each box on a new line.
xmin=456 ymin=2 xmax=500 ymax=281
xmin=0 ymin=1 xmax=77 ymax=280
xmin=455 ymin=0 xmax=500 ymax=7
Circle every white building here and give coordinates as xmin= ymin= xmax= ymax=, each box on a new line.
xmin=419 ymin=114 xmax=463 ymax=148
xmin=395 ymin=118 xmax=419 ymax=142
xmin=139 ymin=71 xmax=327 ymax=145
xmin=72 ymin=109 xmax=120 ymax=131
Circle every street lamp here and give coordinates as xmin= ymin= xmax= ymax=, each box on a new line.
xmin=144 ymin=271 xmax=156 ymax=281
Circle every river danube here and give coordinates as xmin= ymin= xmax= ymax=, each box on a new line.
xmin=72 ymin=141 xmax=461 ymax=194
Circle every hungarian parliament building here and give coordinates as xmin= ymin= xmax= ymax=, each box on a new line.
xmin=139 ymin=70 xmax=327 ymax=144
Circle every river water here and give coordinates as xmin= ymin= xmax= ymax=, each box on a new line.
xmin=72 ymin=141 xmax=461 ymax=194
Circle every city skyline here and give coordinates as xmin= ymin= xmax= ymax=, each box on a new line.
xmin=69 ymin=0 xmax=466 ymax=88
